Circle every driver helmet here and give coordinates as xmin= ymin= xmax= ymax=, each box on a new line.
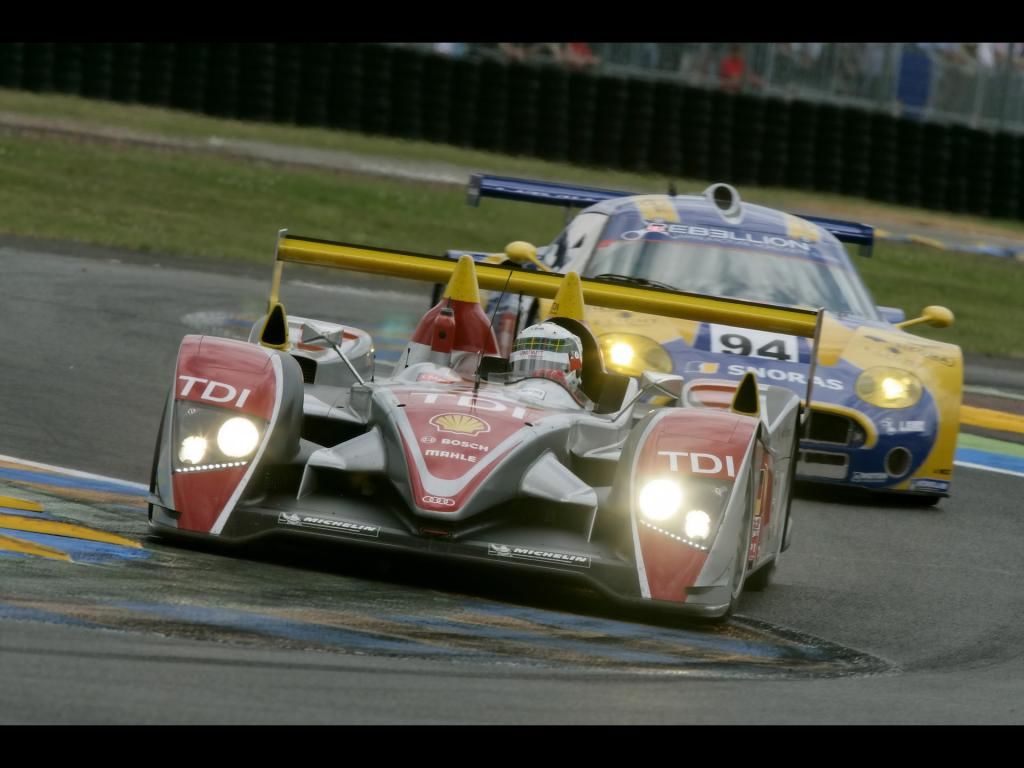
xmin=510 ymin=322 xmax=584 ymax=398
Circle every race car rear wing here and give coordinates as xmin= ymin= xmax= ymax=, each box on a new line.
xmin=272 ymin=233 xmax=821 ymax=339
xmin=270 ymin=231 xmax=826 ymax=413
xmin=466 ymin=173 xmax=875 ymax=253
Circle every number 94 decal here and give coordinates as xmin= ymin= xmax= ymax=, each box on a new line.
xmin=708 ymin=325 xmax=800 ymax=362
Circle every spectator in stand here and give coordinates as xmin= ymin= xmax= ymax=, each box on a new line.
xmin=563 ymin=42 xmax=600 ymax=70
xmin=860 ymin=43 xmax=888 ymax=99
xmin=498 ymin=43 xmax=529 ymax=62
xmin=976 ymin=42 xmax=997 ymax=69
xmin=530 ymin=43 xmax=567 ymax=63
xmin=719 ymin=44 xmax=760 ymax=92
xmin=433 ymin=43 xmax=467 ymax=58
xmin=635 ymin=43 xmax=659 ymax=70
xmin=792 ymin=42 xmax=824 ymax=68
xmin=719 ymin=44 xmax=745 ymax=91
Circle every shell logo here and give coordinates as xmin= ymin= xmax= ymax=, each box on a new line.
xmin=429 ymin=412 xmax=491 ymax=436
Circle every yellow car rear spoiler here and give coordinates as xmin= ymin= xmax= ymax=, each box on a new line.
xmin=270 ymin=232 xmax=822 ymax=340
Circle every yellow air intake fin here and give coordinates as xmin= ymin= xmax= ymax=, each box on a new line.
xmin=549 ymin=271 xmax=586 ymax=322
xmin=442 ymin=254 xmax=483 ymax=305
xmin=731 ymin=371 xmax=761 ymax=417
xmin=259 ymin=301 xmax=290 ymax=350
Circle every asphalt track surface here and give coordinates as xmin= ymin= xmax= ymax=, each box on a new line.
xmin=2 ymin=242 xmax=1023 ymax=724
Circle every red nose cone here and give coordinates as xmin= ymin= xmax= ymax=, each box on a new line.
xmin=431 ymin=307 xmax=456 ymax=355
xmin=410 ymin=299 xmax=498 ymax=356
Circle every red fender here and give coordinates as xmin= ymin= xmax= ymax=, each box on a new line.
xmin=169 ymin=336 xmax=291 ymax=534
xmin=630 ymin=408 xmax=757 ymax=603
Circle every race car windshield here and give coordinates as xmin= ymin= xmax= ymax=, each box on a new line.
xmin=584 ymin=239 xmax=879 ymax=319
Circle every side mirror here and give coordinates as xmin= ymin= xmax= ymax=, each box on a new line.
xmin=504 ymin=240 xmax=552 ymax=272
xmin=876 ymin=305 xmax=906 ymax=324
xmin=897 ymin=305 xmax=955 ymax=330
xmin=301 ymin=321 xmax=344 ymax=347
xmin=641 ymin=370 xmax=684 ymax=400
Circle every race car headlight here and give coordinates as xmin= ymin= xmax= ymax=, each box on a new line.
xmin=609 ymin=341 xmax=635 ymax=368
xmin=172 ymin=401 xmax=266 ymax=472
xmin=638 ymin=478 xmax=683 ymax=522
xmin=856 ymin=367 xmax=923 ymax=409
xmin=599 ymin=333 xmax=673 ymax=377
xmin=217 ymin=417 xmax=260 ymax=458
xmin=684 ymin=509 xmax=711 ymax=541
xmin=178 ymin=436 xmax=208 ymax=465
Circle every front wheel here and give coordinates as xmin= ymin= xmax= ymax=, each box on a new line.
xmin=743 ymin=559 xmax=776 ymax=591
xmin=880 ymin=492 xmax=942 ymax=508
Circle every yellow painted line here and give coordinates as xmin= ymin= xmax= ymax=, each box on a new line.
xmin=961 ymin=405 xmax=1024 ymax=435
xmin=0 ymin=532 xmax=71 ymax=561
xmin=0 ymin=495 xmax=44 ymax=512
xmin=0 ymin=514 xmax=141 ymax=549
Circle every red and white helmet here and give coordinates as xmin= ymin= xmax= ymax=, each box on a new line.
xmin=510 ymin=322 xmax=584 ymax=397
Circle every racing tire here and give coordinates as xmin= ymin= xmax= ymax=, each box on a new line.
xmin=781 ymin=429 xmax=800 ymax=552
xmin=882 ymin=492 xmax=943 ymax=508
xmin=743 ymin=558 xmax=776 ymax=592
xmin=705 ymin=456 xmax=760 ymax=623
xmin=700 ymin=602 xmax=735 ymax=626
xmin=147 ymin=388 xmax=172 ymax=522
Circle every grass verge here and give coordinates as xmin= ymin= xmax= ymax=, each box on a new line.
xmin=1 ymin=92 xmax=1021 ymax=359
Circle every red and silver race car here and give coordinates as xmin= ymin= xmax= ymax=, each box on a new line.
xmin=148 ymin=233 xmax=819 ymax=620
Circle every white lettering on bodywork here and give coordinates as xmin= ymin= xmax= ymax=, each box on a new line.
xmin=178 ymin=375 xmax=252 ymax=408
xmin=657 ymin=450 xmax=736 ymax=477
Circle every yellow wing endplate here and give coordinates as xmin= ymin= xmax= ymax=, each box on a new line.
xmin=272 ymin=234 xmax=821 ymax=339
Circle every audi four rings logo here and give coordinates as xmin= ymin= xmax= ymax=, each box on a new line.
xmin=422 ymin=495 xmax=456 ymax=506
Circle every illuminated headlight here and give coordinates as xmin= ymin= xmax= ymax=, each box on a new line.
xmin=638 ymin=478 xmax=683 ymax=522
xmin=216 ymin=417 xmax=260 ymax=458
xmin=172 ymin=402 xmax=266 ymax=473
xmin=599 ymin=333 xmax=672 ymax=377
xmin=609 ymin=342 xmax=634 ymax=368
xmin=178 ymin=436 xmax=207 ymax=465
xmin=856 ymin=367 xmax=922 ymax=409
xmin=684 ymin=509 xmax=711 ymax=541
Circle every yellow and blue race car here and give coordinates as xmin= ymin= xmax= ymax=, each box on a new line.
xmin=457 ymin=174 xmax=962 ymax=504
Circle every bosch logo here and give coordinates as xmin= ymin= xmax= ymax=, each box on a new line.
xmin=421 ymin=495 xmax=455 ymax=507
xmin=420 ymin=436 xmax=437 ymax=444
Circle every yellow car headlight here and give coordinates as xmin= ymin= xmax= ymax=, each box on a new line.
xmin=598 ymin=333 xmax=672 ymax=377
xmin=856 ymin=367 xmax=923 ymax=409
